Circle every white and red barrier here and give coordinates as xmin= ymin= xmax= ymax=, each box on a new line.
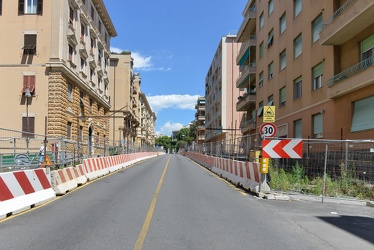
xmin=184 ymin=152 xmax=269 ymax=192
xmin=0 ymin=169 xmax=55 ymax=219
xmin=0 ymin=152 xmax=160 ymax=218
xmin=83 ymin=157 xmax=110 ymax=181
xmin=51 ymin=167 xmax=79 ymax=195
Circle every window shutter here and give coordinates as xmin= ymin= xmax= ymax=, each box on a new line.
xmin=361 ymin=34 xmax=374 ymax=53
xmin=18 ymin=0 xmax=24 ymax=14
xmin=313 ymin=113 xmax=323 ymax=134
xmin=312 ymin=63 xmax=323 ymax=78
xmin=351 ymin=96 xmax=374 ymax=132
xmin=37 ymin=0 xmax=43 ymax=15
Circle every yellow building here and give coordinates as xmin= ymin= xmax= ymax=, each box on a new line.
xmin=236 ymin=0 xmax=374 ymax=140
xmin=0 ymin=0 xmax=116 ymax=156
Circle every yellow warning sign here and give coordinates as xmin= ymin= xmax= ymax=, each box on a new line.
xmin=263 ymin=106 xmax=276 ymax=122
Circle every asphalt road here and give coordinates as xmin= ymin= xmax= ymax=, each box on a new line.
xmin=0 ymin=154 xmax=373 ymax=249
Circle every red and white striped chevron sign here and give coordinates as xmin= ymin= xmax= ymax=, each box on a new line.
xmin=262 ymin=139 xmax=303 ymax=158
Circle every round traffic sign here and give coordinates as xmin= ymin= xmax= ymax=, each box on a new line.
xmin=259 ymin=123 xmax=277 ymax=137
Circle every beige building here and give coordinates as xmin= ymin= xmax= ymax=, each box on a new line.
xmin=109 ymin=52 xmax=140 ymax=148
xmin=194 ymin=97 xmax=206 ymax=144
xmin=137 ymin=93 xmax=156 ymax=147
xmin=0 ymin=0 xmax=116 ymax=155
xmin=236 ymin=0 xmax=374 ymax=140
xmin=205 ymin=35 xmax=242 ymax=143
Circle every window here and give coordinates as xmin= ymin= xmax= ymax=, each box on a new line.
xmin=22 ymin=117 xmax=35 ymax=138
xmin=268 ymin=95 xmax=273 ymax=105
xmin=80 ymin=91 xmax=84 ymax=108
xmin=69 ymin=6 xmax=74 ymax=24
xmin=104 ymin=83 xmax=108 ymax=96
xmin=293 ymin=76 xmax=302 ymax=99
xmin=23 ymin=34 xmax=37 ymax=55
xmin=89 ymin=98 xmax=93 ymax=113
xmin=90 ymin=68 xmax=94 ymax=81
xmin=312 ymin=14 xmax=322 ymax=43
xmin=279 ymin=86 xmax=286 ymax=106
xmin=294 ymin=119 xmax=302 ymax=138
xmin=68 ymin=44 xmax=74 ymax=61
xmin=268 ymin=0 xmax=273 ymax=15
xmin=280 ymin=13 xmax=286 ymax=34
xmin=294 ymin=34 xmax=302 ymax=58
xmin=280 ymin=50 xmax=286 ymax=70
xmin=351 ymin=96 xmax=374 ymax=132
xmin=267 ymin=29 xmax=274 ymax=48
xmin=19 ymin=0 xmax=43 ymax=15
xmin=312 ymin=62 xmax=323 ymax=90
xmin=257 ymin=101 xmax=264 ymax=117
xmin=0 ymin=0 xmax=2 ymax=15
xmin=90 ymin=6 xmax=95 ymax=20
xmin=268 ymin=62 xmax=274 ymax=80
xmin=80 ymin=57 xmax=85 ymax=72
xmin=90 ymin=37 xmax=95 ymax=54
xmin=313 ymin=113 xmax=323 ymax=138
xmin=68 ymin=83 xmax=73 ymax=101
xmin=361 ymin=34 xmax=374 ymax=60
xmin=259 ymin=42 xmax=264 ymax=58
xmin=294 ymin=0 xmax=302 ymax=17
xmin=22 ymin=75 xmax=36 ymax=96
xmin=67 ymin=122 xmax=72 ymax=139
xmin=259 ymin=71 xmax=264 ymax=87
xmin=81 ymin=24 xmax=85 ymax=41
xmin=260 ymin=13 xmax=264 ymax=29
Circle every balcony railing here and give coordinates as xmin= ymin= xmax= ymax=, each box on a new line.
xmin=327 ymin=56 xmax=374 ymax=87
xmin=320 ymin=0 xmax=358 ymax=33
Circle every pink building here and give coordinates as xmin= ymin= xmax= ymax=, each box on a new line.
xmin=205 ymin=35 xmax=242 ymax=143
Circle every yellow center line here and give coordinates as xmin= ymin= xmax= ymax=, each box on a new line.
xmin=134 ymin=156 xmax=171 ymax=250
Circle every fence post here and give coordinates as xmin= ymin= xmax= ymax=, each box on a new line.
xmin=322 ymin=143 xmax=329 ymax=203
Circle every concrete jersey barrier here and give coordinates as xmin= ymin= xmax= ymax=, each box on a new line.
xmin=0 ymin=169 xmax=55 ymax=219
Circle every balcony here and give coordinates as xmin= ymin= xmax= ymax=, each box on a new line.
xmin=236 ymin=92 xmax=256 ymax=111
xmin=327 ymin=56 xmax=374 ymax=98
xmin=236 ymin=63 xmax=256 ymax=88
xmin=320 ymin=0 xmax=374 ymax=45
xmin=236 ymin=5 xmax=256 ymax=42
xmin=240 ymin=118 xmax=256 ymax=134
xmin=236 ymin=35 xmax=256 ymax=65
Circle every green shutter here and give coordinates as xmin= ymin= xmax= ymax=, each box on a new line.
xmin=361 ymin=34 xmax=374 ymax=52
xmin=351 ymin=96 xmax=374 ymax=132
xmin=239 ymin=49 xmax=249 ymax=66
xmin=313 ymin=113 xmax=323 ymax=134
xmin=280 ymin=87 xmax=286 ymax=102
xmin=312 ymin=62 xmax=323 ymax=77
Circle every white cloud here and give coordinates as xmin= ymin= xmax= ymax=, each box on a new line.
xmin=131 ymin=51 xmax=152 ymax=70
xmin=158 ymin=121 xmax=184 ymax=136
xmin=110 ymin=47 xmax=170 ymax=72
xmin=147 ymin=94 xmax=199 ymax=113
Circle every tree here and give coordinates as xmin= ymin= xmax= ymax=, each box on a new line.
xmin=155 ymin=136 xmax=171 ymax=152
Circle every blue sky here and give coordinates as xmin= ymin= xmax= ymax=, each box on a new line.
xmin=104 ymin=0 xmax=246 ymax=136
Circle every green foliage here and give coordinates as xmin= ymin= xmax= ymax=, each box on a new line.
xmin=155 ymin=136 xmax=172 ymax=151
xmin=268 ymin=162 xmax=374 ymax=200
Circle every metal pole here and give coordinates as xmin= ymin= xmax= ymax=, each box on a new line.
xmin=322 ymin=143 xmax=328 ymax=203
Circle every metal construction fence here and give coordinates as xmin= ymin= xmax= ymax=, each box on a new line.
xmin=187 ymin=135 xmax=374 ymax=200
xmin=0 ymin=127 xmax=159 ymax=172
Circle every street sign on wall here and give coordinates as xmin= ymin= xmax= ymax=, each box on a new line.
xmin=262 ymin=139 xmax=303 ymax=158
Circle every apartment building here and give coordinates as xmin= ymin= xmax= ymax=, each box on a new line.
xmin=137 ymin=93 xmax=156 ymax=147
xmin=194 ymin=96 xmax=206 ymax=144
xmin=0 ymin=1 xmax=116 ymax=154
xmin=205 ymin=35 xmax=242 ymax=143
xmin=236 ymin=0 xmax=374 ymax=140
xmin=109 ymin=52 xmax=140 ymax=148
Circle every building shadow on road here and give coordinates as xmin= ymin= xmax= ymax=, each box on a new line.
xmin=317 ymin=215 xmax=374 ymax=244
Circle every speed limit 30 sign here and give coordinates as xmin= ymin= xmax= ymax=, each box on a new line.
xmin=260 ymin=123 xmax=277 ymax=137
